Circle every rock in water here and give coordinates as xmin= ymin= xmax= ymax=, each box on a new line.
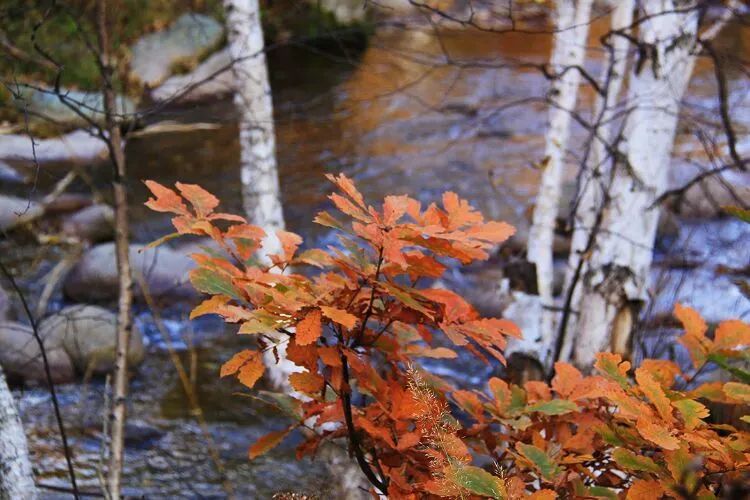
xmin=151 ymin=48 xmax=234 ymax=104
xmin=62 ymin=204 xmax=114 ymax=242
xmin=38 ymin=305 xmax=144 ymax=374
xmin=63 ymin=242 xmax=197 ymax=303
xmin=0 ymin=195 xmax=43 ymax=232
xmin=12 ymin=86 xmax=135 ymax=129
xmin=130 ymin=13 xmax=223 ymax=87
xmin=0 ymin=321 xmax=75 ymax=384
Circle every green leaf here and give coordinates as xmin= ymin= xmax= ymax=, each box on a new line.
xmin=723 ymin=381 xmax=750 ymax=402
xmin=595 ymin=424 xmax=624 ymax=446
xmin=723 ymin=205 xmax=750 ymax=223
xmin=587 ymin=486 xmax=618 ymax=499
xmin=611 ymin=448 xmax=661 ymax=473
xmin=525 ymin=399 xmax=579 ymax=416
xmin=449 ymin=465 xmax=506 ymax=498
xmin=517 ymin=443 xmax=560 ymax=481
xmin=672 ymin=399 xmax=710 ymax=430
xmin=189 ymin=267 xmax=241 ymax=300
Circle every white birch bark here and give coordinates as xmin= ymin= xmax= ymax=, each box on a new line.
xmin=223 ymin=0 xmax=285 ymax=260
xmin=505 ymin=0 xmax=593 ymax=371
xmin=571 ymin=1 xmax=700 ymax=368
xmin=558 ymin=0 xmax=634 ymax=362
xmin=0 ymin=367 xmax=37 ymax=499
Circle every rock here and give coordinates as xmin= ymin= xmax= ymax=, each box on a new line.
xmin=151 ymin=49 xmax=234 ymax=104
xmin=0 ymin=161 xmax=26 ymax=184
xmin=62 ymin=204 xmax=114 ymax=242
xmin=64 ymin=243 xmax=197 ymax=303
xmin=670 ymin=169 xmax=750 ymax=219
xmin=0 ymin=285 xmax=10 ymax=320
xmin=0 ymin=130 xmax=108 ymax=164
xmin=38 ymin=305 xmax=144 ymax=374
xmin=130 ymin=13 xmax=223 ymax=87
xmin=0 ymin=195 xmax=43 ymax=231
xmin=12 ymin=86 xmax=135 ymax=129
xmin=0 ymin=321 xmax=75 ymax=384
xmin=44 ymin=193 xmax=93 ymax=214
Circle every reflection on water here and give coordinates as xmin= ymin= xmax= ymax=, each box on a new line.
xmin=19 ymin=15 xmax=750 ymax=496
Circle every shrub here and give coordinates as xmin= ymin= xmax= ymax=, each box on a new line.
xmin=146 ymin=174 xmax=750 ymax=498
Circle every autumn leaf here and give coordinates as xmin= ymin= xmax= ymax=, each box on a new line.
xmin=220 ymin=350 xmax=265 ymax=390
xmin=320 ymin=305 xmax=358 ymax=329
xmin=447 ymin=465 xmax=507 ymax=498
xmin=672 ymin=399 xmax=709 ymax=430
xmin=713 ymin=319 xmax=750 ymax=351
xmin=626 ymin=479 xmax=664 ymax=500
xmin=525 ymin=399 xmax=579 ymax=416
xmin=296 ymin=309 xmax=323 ymax=346
xmin=636 ymin=368 xmax=674 ymax=424
xmin=289 ymin=371 xmax=325 ymax=395
xmin=723 ymin=381 xmax=750 ymax=402
xmin=551 ymin=362 xmax=583 ymax=398
xmin=144 ymin=180 xmax=189 ymax=215
xmin=517 ymin=443 xmax=560 ymax=481
xmin=594 ymin=352 xmax=631 ymax=389
xmin=176 ymin=182 xmax=219 ymax=217
xmin=611 ymin=448 xmax=661 ymax=473
xmin=636 ymin=417 xmax=680 ymax=450
xmin=249 ymin=427 xmax=293 ymax=459
xmin=190 ymin=295 xmax=231 ymax=320
xmin=220 ymin=350 xmax=257 ymax=377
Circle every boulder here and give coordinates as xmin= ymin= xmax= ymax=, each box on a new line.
xmin=0 ymin=321 xmax=75 ymax=384
xmin=151 ymin=48 xmax=234 ymax=104
xmin=130 ymin=13 xmax=223 ymax=87
xmin=62 ymin=204 xmax=114 ymax=242
xmin=38 ymin=305 xmax=144 ymax=374
xmin=64 ymin=242 xmax=197 ymax=303
xmin=0 ymin=195 xmax=43 ymax=232
xmin=0 ymin=130 xmax=108 ymax=164
xmin=12 ymin=86 xmax=135 ymax=130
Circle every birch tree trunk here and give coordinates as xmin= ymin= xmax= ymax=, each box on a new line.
xmin=557 ymin=0 xmax=634 ymax=362
xmin=505 ymin=0 xmax=593 ymax=373
xmin=0 ymin=366 xmax=37 ymax=499
xmin=571 ymin=1 xmax=700 ymax=368
xmin=96 ymin=1 xmax=134 ymax=497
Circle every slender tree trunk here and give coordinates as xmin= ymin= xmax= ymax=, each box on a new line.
xmin=505 ymin=0 xmax=593 ymax=373
xmin=97 ymin=1 xmax=133 ymax=497
xmin=0 ymin=366 xmax=37 ymax=499
xmin=223 ymin=0 xmax=285 ymax=257
xmin=571 ymin=1 xmax=700 ymax=369
xmin=557 ymin=0 xmax=634 ymax=362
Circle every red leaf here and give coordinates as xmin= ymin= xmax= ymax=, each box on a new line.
xmin=289 ymin=371 xmax=325 ymax=395
xmin=320 ymin=306 xmax=357 ymax=329
xmin=249 ymin=427 xmax=292 ymax=459
xmin=144 ymin=180 xmax=188 ymax=215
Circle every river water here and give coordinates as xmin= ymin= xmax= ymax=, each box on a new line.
xmin=12 ymin=15 xmax=750 ymax=498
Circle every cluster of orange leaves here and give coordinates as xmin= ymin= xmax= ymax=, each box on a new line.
xmin=145 ymin=174 xmax=750 ymax=499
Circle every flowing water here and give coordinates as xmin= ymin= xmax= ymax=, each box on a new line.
xmin=10 ymin=16 xmax=750 ymax=498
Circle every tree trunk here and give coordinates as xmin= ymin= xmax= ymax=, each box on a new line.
xmin=571 ymin=1 xmax=700 ymax=369
xmin=557 ymin=0 xmax=635 ymax=362
xmin=97 ymin=1 xmax=134 ymax=497
xmin=0 ymin=366 xmax=37 ymax=499
xmin=505 ymin=0 xmax=593 ymax=373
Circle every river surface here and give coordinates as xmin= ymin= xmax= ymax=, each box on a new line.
xmin=10 ymin=14 xmax=750 ymax=498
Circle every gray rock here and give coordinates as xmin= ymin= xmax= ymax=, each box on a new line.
xmin=151 ymin=48 xmax=234 ymax=104
xmin=130 ymin=13 xmax=223 ymax=87
xmin=62 ymin=204 xmax=114 ymax=242
xmin=0 ymin=130 xmax=108 ymax=164
xmin=0 ymin=195 xmax=43 ymax=232
xmin=38 ymin=305 xmax=144 ymax=374
xmin=0 ymin=321 xmax=75 ymax=384
xmin=64 ymin=243 xmax=197 ymax=303
xmin=12 ymin=86 xmax=135 ymax=129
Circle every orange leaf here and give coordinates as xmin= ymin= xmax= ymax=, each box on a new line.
xmin=190 ymin=295 xmax=231 ymax=320
xmin=220 ymin=349 xmax=257 ymax=377
xmin=714 ymin=319 xmax=750 ymax=350
xmin=289 ymin=371 xmax=325 ymax=395
xmin=249 ymin=427 xmax=292 ymax=459
xmin=529 ymin=491 xmax=557 ymax=500
xmin=318 ymin=346 xmax=343 ymax=367
xmin=276 ymin=230 xmax=303 ymax=261
xmin=144 ymin=180 xmax=188 ymax=215
xmin=636 ymin=367 xmax=674 ymax=424
xmin=176 ymin=182 xmax=219 ymax=217
xmin=626 ymin=479 xmax=664 ymax=500
xmin=640 ymin=359 xmax=680 ymax=389
xmin=636 ymin=417 xmax=680 ymax=450
xmin=326 ymin=173 xmax=366 ymax=208
xmin=237 ymin=354 xmax=265 ymax=389
xmin=320 ymin=306 xmax=358 ymax=329
xmin=296 ymin=309 xmax=323 ymax=346
xmin=552 ymin=362 xmax=583 ymax=398
xmin=594 ymin=352 xmax=631 ymax=388
xmin=674 ymin=303 xmax=707 ymax=337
